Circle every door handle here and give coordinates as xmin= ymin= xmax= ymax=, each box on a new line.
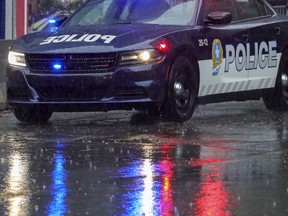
xmin=241 ymin=34 xmax=249 ymax=42
xmin=274 ymin=27 xmax=281 ymax=35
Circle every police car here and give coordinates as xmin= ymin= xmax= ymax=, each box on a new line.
xmin=7 ymin=0 xmax=288 ymax=122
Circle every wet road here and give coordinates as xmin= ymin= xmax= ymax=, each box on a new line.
xmin=0 ymin=101 xmax=288 ymax=216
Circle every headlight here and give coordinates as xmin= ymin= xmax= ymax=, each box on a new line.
xmin=8 ymin=51 xmax=27 ymax=67
xmin=119 ymin=49 xmax=164 ymax=66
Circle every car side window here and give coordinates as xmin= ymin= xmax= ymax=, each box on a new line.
xmin=235 ymin=0 xmax=261 ymax=20
xmin=255 ymin=0 xmax=273 ymax=16
xmin=205 ymin=0 xmax=237 ymax=22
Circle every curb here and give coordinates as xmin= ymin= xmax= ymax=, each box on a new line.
xmin=0 ymin=82 xmax=6 ymax=110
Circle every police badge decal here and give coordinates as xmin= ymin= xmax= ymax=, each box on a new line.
xmin=212 ymin=39 xmax=223 ymax=76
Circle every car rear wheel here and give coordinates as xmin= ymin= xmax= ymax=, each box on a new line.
xmin=263 ymin=50 xmax=288 ymax=111
xmin=13 ymin=106 xmax=53 ymax=123
xmin=163 ymin=55 xmax=198 ymax=122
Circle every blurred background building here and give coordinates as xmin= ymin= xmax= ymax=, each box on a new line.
xmin=0 ymin=0 xmax=28 ymax=39
xmin=0 ymin=0 xmax=87 ymax=40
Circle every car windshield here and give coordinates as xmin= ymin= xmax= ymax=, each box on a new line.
xmin=64 ymin=0 xmax=197 ymax=26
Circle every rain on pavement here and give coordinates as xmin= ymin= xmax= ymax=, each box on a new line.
xmin=0 ymin=101 xmax=288 ymax=215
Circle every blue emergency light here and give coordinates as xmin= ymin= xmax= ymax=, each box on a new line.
xmin=53 ymin=63 xmax=63 ymax=70
xmin=49 ymin=19 xmax=56 ymax=24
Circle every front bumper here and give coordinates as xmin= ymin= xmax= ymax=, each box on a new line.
xmin=7 ymin=63 xmax=168 ymax=112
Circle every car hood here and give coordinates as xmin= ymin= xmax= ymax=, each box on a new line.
xmin=12 ymin=24 xmax=190 ymax=53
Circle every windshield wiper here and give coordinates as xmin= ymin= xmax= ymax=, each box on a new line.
xmin=107 ymin=22 xmax=133 ymax=25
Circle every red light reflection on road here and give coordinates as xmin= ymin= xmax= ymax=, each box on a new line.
xmin=125 ymin=133 xmax=235 ymax=215
xmin=159 ymin=145 xmax=175 ymax=216
xmin=192 ymin=159 xmax=233 ymax=216
xmin=154 ymin=134 xmax=234 ymax=216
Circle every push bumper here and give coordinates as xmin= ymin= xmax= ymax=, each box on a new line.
xmin=7 ymin=64 xmax=168 ymax=111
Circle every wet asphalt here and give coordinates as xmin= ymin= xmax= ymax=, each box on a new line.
xmin=0 ymin=101 xmax=288 ymax=216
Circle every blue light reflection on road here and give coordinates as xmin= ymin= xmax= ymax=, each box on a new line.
xmin=117 ymin=160 xmax=148 ymax=216
xmin=48 ymin=145 xmax=67 ymax=216
xmin=116 ymin=145 xmax=176 ymax=216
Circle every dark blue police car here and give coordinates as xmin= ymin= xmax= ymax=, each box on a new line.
xmin=7 ymin=0 xmax=288 ymax=122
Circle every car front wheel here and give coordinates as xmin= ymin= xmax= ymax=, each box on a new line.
xmin=263 ymin=50 xmax=288 ymax=111
xmin=163 ymin=55 xmax=198 ymax=122
xmin=13 ymin=106 xmax=53 ymax=123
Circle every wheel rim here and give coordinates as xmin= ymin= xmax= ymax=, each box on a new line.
xmin=281 ymin=73 xmax=288 ymax=98
xmin=173 ymin=67 xmax=194 ymax=115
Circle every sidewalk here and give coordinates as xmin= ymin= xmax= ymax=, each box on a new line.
xmin=0 ymin=82 xmax=6 ymax=110
xmin=0 ymin=109 xmax=10 ymax=117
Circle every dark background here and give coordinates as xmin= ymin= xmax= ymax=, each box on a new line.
xmin=0 ymin=1 xmax=5 ymax=39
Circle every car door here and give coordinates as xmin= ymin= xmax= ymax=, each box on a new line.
xmin=233 ymin=0 xmax=281 ymax=91
xmin=197 ymin=0 xmax=251 ymax=98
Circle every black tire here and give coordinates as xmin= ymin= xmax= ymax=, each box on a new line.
xmin=163 ymin=55 xmax=198 ymax=122
xmin=263 ymin=50 xmax=288 ymax=111
xmin=13 ymin=106 xmax=53 ymax=123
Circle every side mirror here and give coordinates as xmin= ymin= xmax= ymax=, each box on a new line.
xmin=204 ymin=11 xmax=232 ymax=25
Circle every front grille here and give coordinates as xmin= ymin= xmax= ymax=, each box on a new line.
xmin=116 ymin=87 xmax=148 ymax=99
xmin=35 ymin=87 xmax=105 ymax=100
xmin=26 ymin=76 xmax=109 ymax=100
xmin=26 ymin=53 xmax=118 ymax=73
